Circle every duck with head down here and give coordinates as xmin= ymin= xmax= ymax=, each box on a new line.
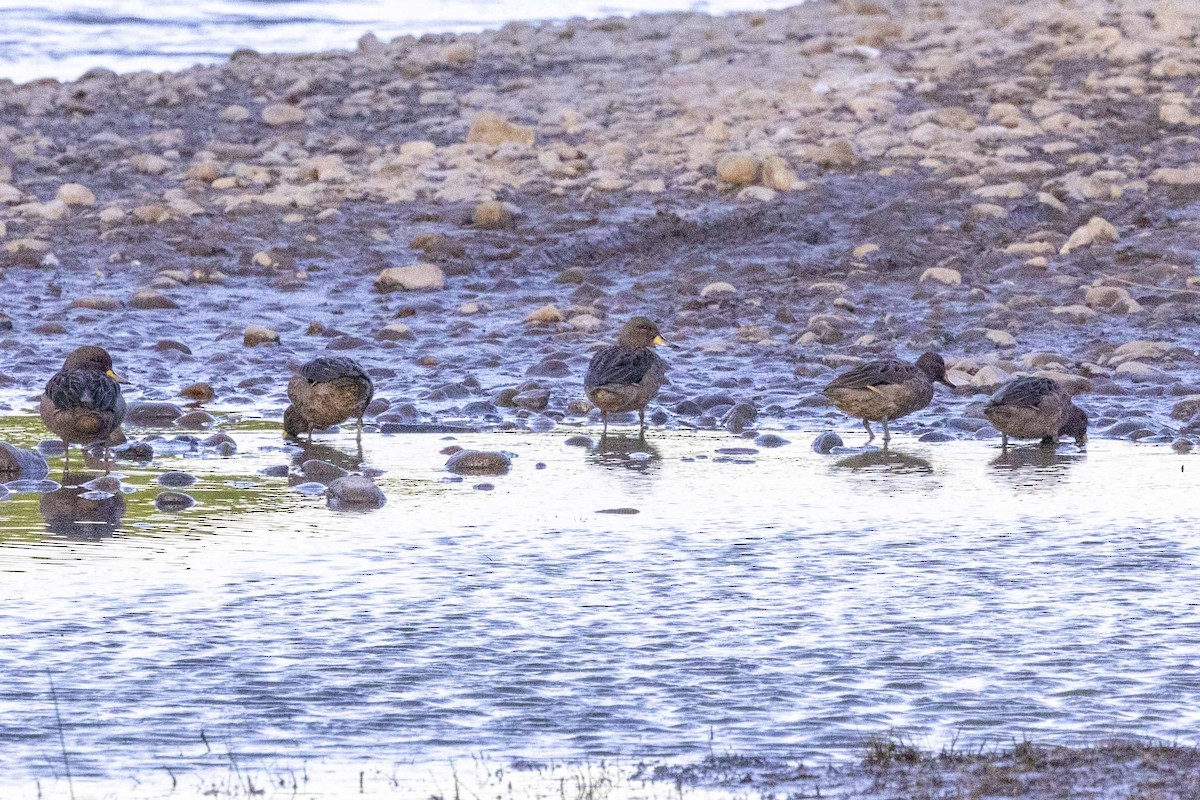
xmin=823 ymin=352 xmax=955 ymax=446
xmin=984 ymin=376 xmax=1088 ymax=450
xmin=40 ymin=346 xmax=127 ymax=471
xmin=584 ymin=316 xmax=674 ymax=438
xmin=284 ymin=356 xmax=375 ymax=449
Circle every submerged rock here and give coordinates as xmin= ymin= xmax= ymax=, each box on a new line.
xmin=302 ymin=459 xmax=349 ymax=484
xmin=445 ymin=450 xmax=512 ymax=475
xmin=157 ymin=471 xmax=197 ymax=487
xmin=811 ymin=431 xmax=844 ymax=454
xmin=0 ymin=442 xmax=50 ymax=479
xmin=326 ymin=475 xmax=386 ymax=509
xmin=155 ymin=491 xmax=196 ymax=511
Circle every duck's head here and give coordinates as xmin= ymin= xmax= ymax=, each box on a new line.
xmin=916 ymin=352 xmax=954 ymax=387
xmin=63 ymin=346 xmax=124 ymax=383
xmin=1059 ymin=403 xmax=1088 ymax=445
xmin=617 ymin=316 xmax=672 ymax=349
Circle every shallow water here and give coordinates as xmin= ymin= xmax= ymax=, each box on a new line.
xmin=0 ymin=414 xmax=1198 ymax=796
xmin=0 ymin=0 xmax=801 ymax=82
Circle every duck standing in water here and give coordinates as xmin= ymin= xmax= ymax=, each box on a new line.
xmin=40 ymin=346 xmax=127 ymax=471
xmin=284 ymin=357 xmax=374 ymax=447
xmin=823 ymin=352 xmax=954 ymax=446
xmin=984 ymin=376 xmax=1088 ymax=449
xmin=585 ymin=316 xmax=672 ymax=438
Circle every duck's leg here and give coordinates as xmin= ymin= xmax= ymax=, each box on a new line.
xmin=881 ymin=417 xmax=891 ymax=448
xmin=862 ymin=418 xmax=874 ymax=444
xmin=601 ymin=411 xmax=608 ymax=440
xmin=638 ymin=408 xmax=646 ymax=440
xmin=1039 ymin=435 xmax=1056 ymax=449
xmin=62 ymin=440 xmax=70 ymax=474
xmin=104 ymin=445 xmax=112 ymax=475
xmin=307 ymin=425 xmax=313 ymax=446
xmin=1001 ymin=433 xmax=1010 ymax=451
xmin=356 ymin=413 xmax=365 ymax=460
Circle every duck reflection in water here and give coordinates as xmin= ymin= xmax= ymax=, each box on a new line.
xmin=833 ymin=448 xmax=933 ymax=475
xmin=990 ymin=445 xmax=1084 ymax=475
xmin=41 ymin=479 xmax=127 ymax=539
xmin=587 ymin=434 xmax=662 ymax=473
xmin=289 ymin=439 xmax=367 ymax=473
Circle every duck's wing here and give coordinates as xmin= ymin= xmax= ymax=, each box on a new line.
xmin=585 ymin=346 xmax=663 ymax=390
xmin=299 ymin=357 xmax=369 ymax=384
xmin=988 ymin=376 xmax=1058 ymax=408
xmin=45 ymin=370 xmax=122 ymax=413
xmin=824 ymin=359 xmax=916 ymax=390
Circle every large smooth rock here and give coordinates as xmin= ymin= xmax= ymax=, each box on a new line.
xmin=326 ymin=475 xmax=386 ymax=509
xmin=0 ymin=442 xmax=50 ymax=479
xmin=445 ymin=450 xmax=512 ymax=475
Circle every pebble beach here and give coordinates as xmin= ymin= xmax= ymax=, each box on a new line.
xmin=0 ymin=0 xmax=1198 ymax=444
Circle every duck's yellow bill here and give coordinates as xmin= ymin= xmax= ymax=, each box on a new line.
xmin=106 ymin=369 xmax=126 ymax=384
xmin=652 ymin=334 xmax=670 ymax=347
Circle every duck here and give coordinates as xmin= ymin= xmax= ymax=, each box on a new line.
xmin=584 ymin=316 xmax=672 ymax=438
xmin=823 ymin=352 xmax=954 ymax=445
xmin=983 ymin=376 xmax=1088 ymax=449
xmin=40 ymin=346 xmax=126 ymax=470
xmin=284 ymin=356 xmax=374 ymax=446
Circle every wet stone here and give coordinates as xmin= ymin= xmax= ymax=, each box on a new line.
xmin=114 ymin=442 xmax=154 ymax=461
xmin=754 ymin=434 xmax=790 ymax=448
xmin=202 ymin=432 xmax=236 ymax=450
xmin=564 ymin=435 xmax=594 ymax=447
xmin=261 ymin=465 xmax=290 ymax=478
xmin=158 ymin=471 xmax=197 ymax=487
xmin=723 ymin=402 xmax=758 ymax=434
xmin=919 ymin=431 xmax=956 ymax=442
xmin=446 ymin=450 xmax=512 ymax=475
xmin=302 ymin=460 xmax=349 ymax=483
xmin=82 ymin=476 xmax=123 ymax=494
xmin=529 ymin=414 xmax=557 ymax=432
xmin=125 ymin=402 xmax=184 ymax=425
xmin=596 ymin=508 xmax=640 ymax=515
xmin=473 ymin=483 xmax=495 ymax=491
xmin=293 ymin=482 xmax=327 ymax=495
xmin=513 ymin=389 xmax=550 ymax=411
xmin=155 ymin=491 xmax=195 ymax=511
xmin=326 ymin=476 xmax=387 ymax=509
xmin=175 ymin=410 xmax=217 ymax=430
xmin=178 ymin=384 xmax=213 ymax=405
xmin=0 ymin=442 xmax=50 ymax=479
xmin=812 ymin=431 xmax=844 ymax=454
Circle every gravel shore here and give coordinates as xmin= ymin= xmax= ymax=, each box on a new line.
xmin=2 ymin=0 xmax=1199 ymax=445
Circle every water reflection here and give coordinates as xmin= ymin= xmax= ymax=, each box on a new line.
xmin=40 ymin=485 xmax=127 ymax=539
xmin=587 ymin=435 xmax=662 ymax=474
xmin=989 ymin=445 xmax=1083 ymax=489
xmin=290 ymin=440 xmax=366 ymax=471
xmin=832 ymin=449 xmax=933 ymax=475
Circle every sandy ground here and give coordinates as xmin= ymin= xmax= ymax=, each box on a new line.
xmin=3 ymin=0 xmax=1200 ymax=448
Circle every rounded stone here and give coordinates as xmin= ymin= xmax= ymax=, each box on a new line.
xmin=445 ymin=450 xmax=512 ymax=475
xmin=155 ymin=491 xmax=195 ymax=511
xmin=326 ymin=475 xmax=387 ymax=509
xmin=243 ymin=325 xmax=280 ymax=346
xmin=158 ymin=471 xmax=197 ymax=487
xmin=302 ymin=460 xmax=350 ymax=484
xmin=811 ymin=431 xmax=844 ymax=454
xmin=175 ymin=410 xmax=217 ymax=430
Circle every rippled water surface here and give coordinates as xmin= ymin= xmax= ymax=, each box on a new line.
xmin=0 ymin=414 xmax=1198 ymax=796
xmin=0 ymin=0 xmax=801 ymax=82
